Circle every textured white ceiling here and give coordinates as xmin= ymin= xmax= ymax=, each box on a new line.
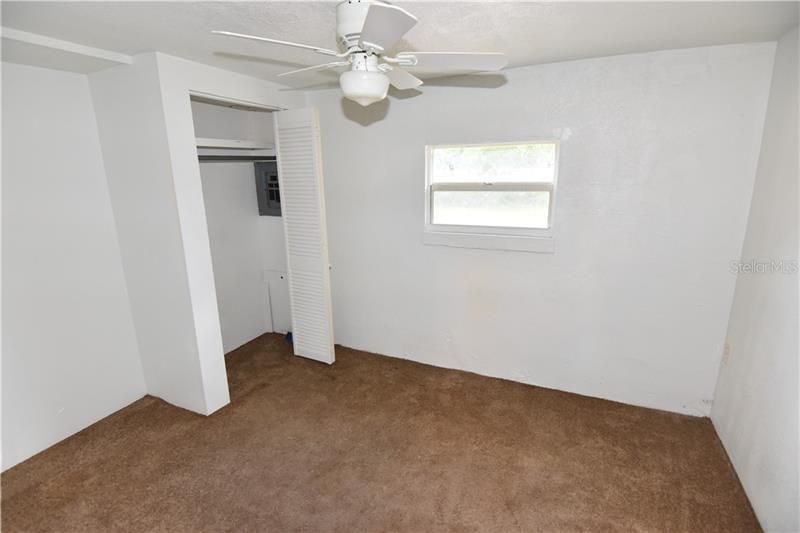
xmin=2 ymin=1 xmax=798 ymax=86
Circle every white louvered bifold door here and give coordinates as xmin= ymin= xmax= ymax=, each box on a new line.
xmin=273 ymin=108 xmax=335 ymax=364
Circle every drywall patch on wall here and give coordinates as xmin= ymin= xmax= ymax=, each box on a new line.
xmin=552 ymin=127 xmax=572 ymax=141
xmin=711 ymin=27 xmax=799 ymax=532
xmin=2 ymin=62 xmax=146 ymax=470
xmin=309 ymin=42 xmax=775 ymax=415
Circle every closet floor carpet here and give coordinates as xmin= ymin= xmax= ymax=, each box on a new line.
xmin=2 ymin=333 xmax=759 ymax=532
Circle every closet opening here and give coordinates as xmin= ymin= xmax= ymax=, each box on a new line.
xmin=190 ymin=94 xmax=291 ymax=355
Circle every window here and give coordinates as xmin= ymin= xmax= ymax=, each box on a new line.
xmin=424 ymin=141 xmax=559 ymax=252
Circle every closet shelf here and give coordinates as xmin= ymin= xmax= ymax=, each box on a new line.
xmin=195 ymin=137 xmax=272 ymax=150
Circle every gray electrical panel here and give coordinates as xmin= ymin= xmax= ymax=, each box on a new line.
xmin=254 ymin=161 xmax=281 ymax=216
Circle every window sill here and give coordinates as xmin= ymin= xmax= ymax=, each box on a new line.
xmin=423 ymin=229 xmax=555 ymax=253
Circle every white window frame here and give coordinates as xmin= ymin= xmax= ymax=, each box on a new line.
xmin=423 ymin=140 xmax=560 ymax=253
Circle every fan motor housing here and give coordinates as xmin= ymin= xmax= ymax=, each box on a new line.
xmin=336 ymin=0 xmax=388 ymax=49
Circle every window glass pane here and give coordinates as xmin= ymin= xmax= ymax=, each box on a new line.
xmin=432 ymin=190 xmax=550 ymax=229
xmin=431 ymin=143 xmax=556 ymax=184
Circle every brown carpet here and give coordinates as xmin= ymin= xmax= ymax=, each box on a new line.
xmin=2 ymin=333 xmax=759 ymax=532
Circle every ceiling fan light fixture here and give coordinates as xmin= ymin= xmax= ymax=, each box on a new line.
xmin=340 ymin=70 xmax=390 ymax=106
xmin=214 ymin=0 xmax=508 ymax=107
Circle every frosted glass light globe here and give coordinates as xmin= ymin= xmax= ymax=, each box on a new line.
xmin=340 ymin=70 xmax=390 ymax=107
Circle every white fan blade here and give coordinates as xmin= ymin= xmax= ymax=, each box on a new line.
xmin=381 ymin=66 xmax=423 ymax=90
xmin=278 ymin=61 xmax=350 ymax=78
xmin=359 ymin=3 xmax=418 ymax=52
xmin=212 ymin=30 xmax=339 ymax=57
xmin=396 ymin=52 xmax=508 ymax=72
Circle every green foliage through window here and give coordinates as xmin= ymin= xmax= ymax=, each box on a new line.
xmin=428 ymin=142 xmax=558 ymax=230
xmin=431 ymin=143 xmax=556 ymax=184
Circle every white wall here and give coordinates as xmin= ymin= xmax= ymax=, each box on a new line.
xmin=200 ymin=161 xmax=285 ymax=352
xmin=191 ymin=100 xmax=275 ymax=147
xmin=200 ymin=161 xmax=266 ymax=353
xmin=89 ymin=54 xmax=213 ymax=414
xmin=309 ymin=42 xmax=775 ymax=415
xmin=2 ymin=62 xmax=146 ymax=470
xmin=261 ymin=218 xmax=291 ymax=334
xmin=712 ymin=28 xmax=799 ymax=532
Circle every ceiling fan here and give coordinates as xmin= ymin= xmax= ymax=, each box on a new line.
xmin=213 ymin=0 xmax=508 ymax=106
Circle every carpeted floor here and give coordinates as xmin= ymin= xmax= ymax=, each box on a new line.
xmin=2 ymin=333 xmax=759 ymax=532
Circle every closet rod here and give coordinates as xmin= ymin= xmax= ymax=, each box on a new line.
xmin=198 ymin=156 xmax=277 ymax=162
